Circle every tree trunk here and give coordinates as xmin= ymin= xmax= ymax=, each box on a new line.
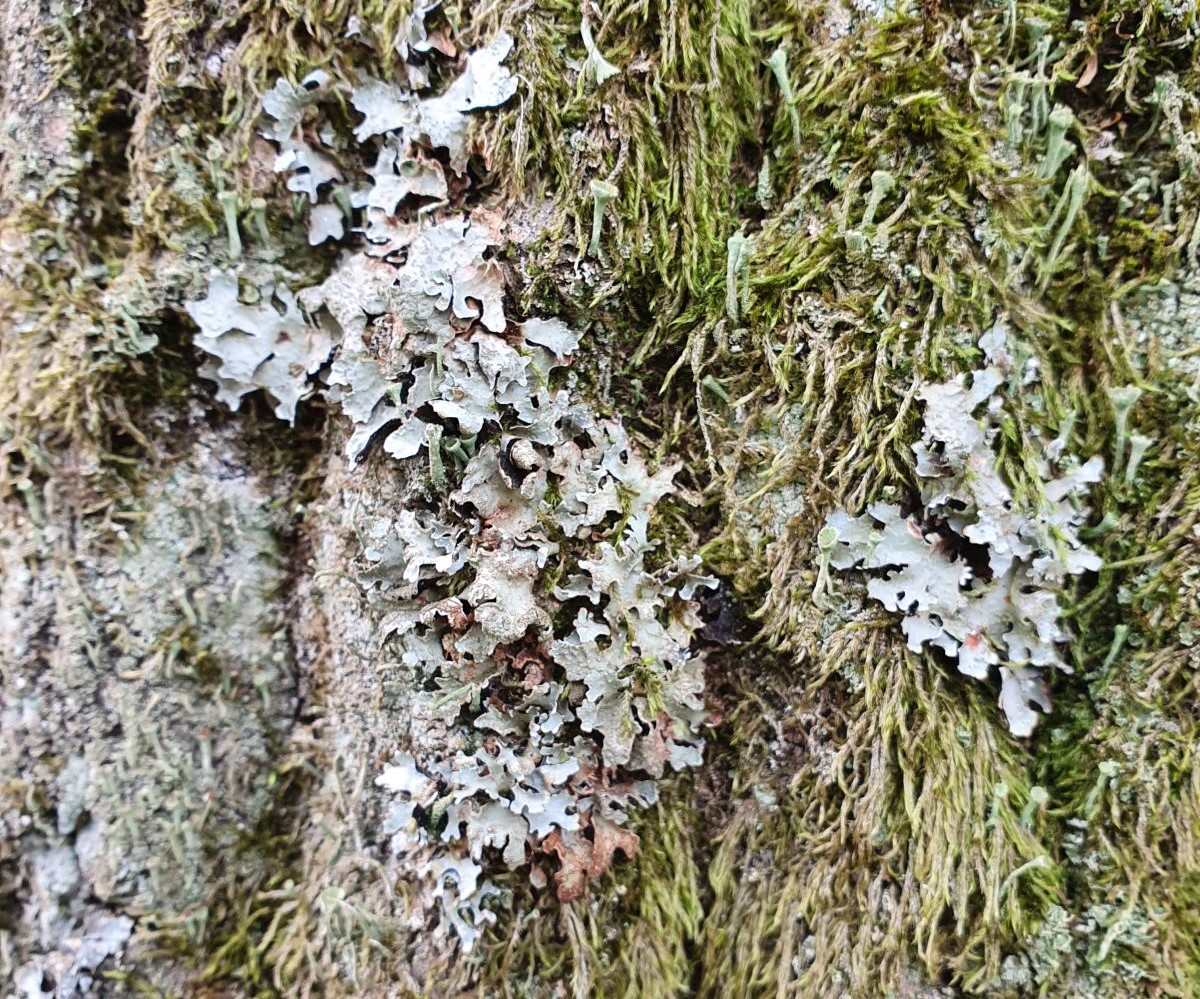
xmin=3 ymin=2 xmax=1199 ymax=998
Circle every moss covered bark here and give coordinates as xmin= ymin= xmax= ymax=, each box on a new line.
xmin=2 ymin=0 xmax=1200 ymax=997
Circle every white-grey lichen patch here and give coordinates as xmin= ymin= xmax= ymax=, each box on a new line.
xmin=300 ymin=223 xmax=535 ymax=464
xmin=183 ymin=26 xmax=714 ymax=955
xmin=1121 ymin=266 xmax=1200 ymax=387
xmin=825 ymin=326 xmax=1102 ymax=736
xmin=417 ymin=32 xmax=518 ymax=171
xmin=307 ymin=202 xmax=346 ymax=245
xmin=184 ymin=272 xmax=339 ymax=423
xmin=261 ymin=69 xmax=342 ymax=203
xmin=13 ymin=909 xmax=133 ymax=999
xmin=1 ymin=426 xmax=296 ymax=995
xmin=262 ymin=28 xmax=515 ymax=251
xmin=188 ymin=33 xmax=520 ymax=438
xmin=366 ymin=411 xmax=710 ymax=947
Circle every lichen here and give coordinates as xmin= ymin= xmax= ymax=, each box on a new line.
xmin=181 ymin=15 xmax=715 ymax=962
xmin=824 ymin=326 xmax=1104 ymax=735
xmin=364 ymin=404 xmax=710 ymax=938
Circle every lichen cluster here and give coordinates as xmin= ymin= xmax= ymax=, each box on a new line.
xmin=362 ymin=406 xmax=710 ymax=943
xmin=825 ymin=326 xmax=1103 ymax=735
xmin=184 ymin=10 xmax=713 ymax=956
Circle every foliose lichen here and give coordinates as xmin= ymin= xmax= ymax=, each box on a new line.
xmin=824 ymin=325 xmax=1103 ymax=735
xmin=183 ymin=14 xmax=714 ymax=953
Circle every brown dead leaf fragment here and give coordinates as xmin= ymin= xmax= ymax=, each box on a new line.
xmin=589 ymin=815 xmax=640 ymax=878
xmin=543 ymin=820 xmax=641 ymax=902
xmin=542 ymin=829 xmax=590 ymax=901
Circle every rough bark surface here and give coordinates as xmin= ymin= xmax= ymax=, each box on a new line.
xmin=3 ymin=2 xmax=1200 ymax=999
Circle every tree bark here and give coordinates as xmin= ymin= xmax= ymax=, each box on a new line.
xmin=3 ymin=3 xmax=1200 ymax=999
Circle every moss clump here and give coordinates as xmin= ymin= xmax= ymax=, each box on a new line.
xmin=470 ymin=0 xmax=1200 ymax=995
xmin=699 ymin=624 xmax=1064 ymax=996
xmin=479 ymin=785 xmax=703 ymax=999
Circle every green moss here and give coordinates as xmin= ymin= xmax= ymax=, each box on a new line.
xmin=193 ymin=765 xmax=313 ymax=997
xmin=694 ymin=628 xmax=1061 ymax=996
xmin=472 ymin=0 xmax=1200 ymax=994
xmin=1026 ymin=360 xmax=1200 ymax=994
xmin=0 ymin=0 xmax=239 ymax=496
xmin=478 ymin=786 xmax=703 ymax=998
